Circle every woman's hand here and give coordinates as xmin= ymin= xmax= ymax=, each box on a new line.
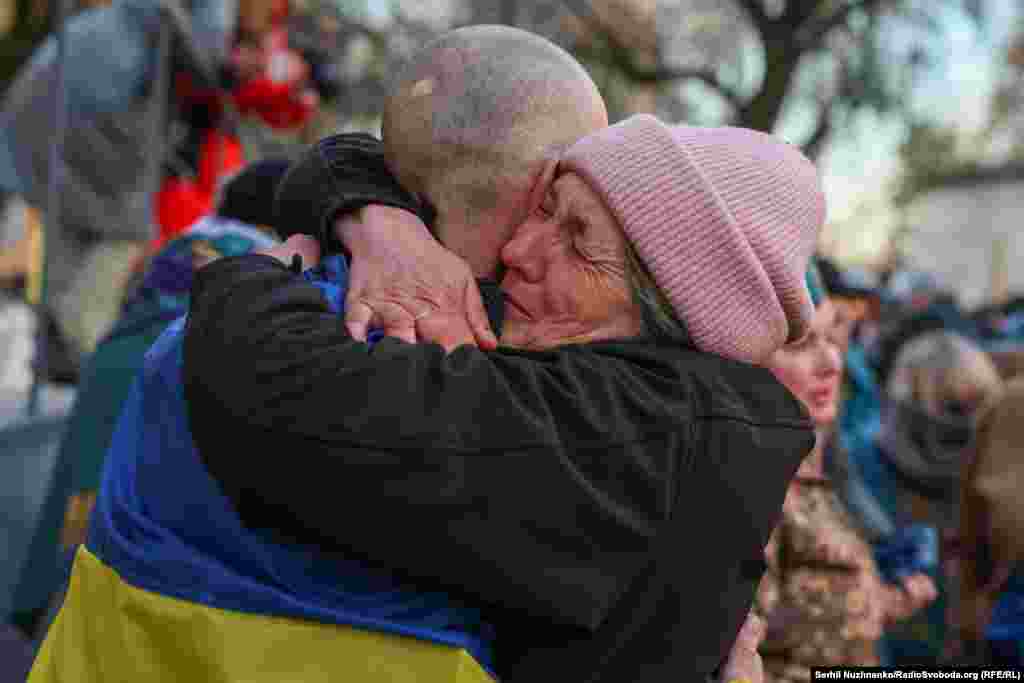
xmin=721 ymin=611 xmax=766 ymax=683
xmin=883 ymin=573 xmax=938 ymax=624
xmin=335 ymin=205 xmax=497 ymax=352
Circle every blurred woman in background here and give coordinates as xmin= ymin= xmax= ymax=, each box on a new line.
xmin=842 ymin=330 xmax=1003 ymax=664
xmin=756 ymin=269 xmax=937 ymax=683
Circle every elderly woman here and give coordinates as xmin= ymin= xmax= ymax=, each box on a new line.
xmin=35 ymin=116 xmax=823 ymax=683
xmin=755 ymin=273 xmax=937 ymax=682
xmin=838 ymin=330 xmax=1003 ymax=663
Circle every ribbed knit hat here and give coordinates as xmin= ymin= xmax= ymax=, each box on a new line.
xmin=560 ymin=114 xmax=826 ymax=364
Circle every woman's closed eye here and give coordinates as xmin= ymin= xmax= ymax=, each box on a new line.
xmin=538 ymin=191 xmax=557 ymax=218
xmin=566 ymin=220 xmax=587 ymax=254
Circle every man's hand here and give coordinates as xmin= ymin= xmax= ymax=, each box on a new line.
xmin=335 ymin=205 xmax=498 ymax=352
xmin=721 ymin=611 xmax=766 ymax=683
xmin=258 ymin=234 xmax=321 ymax=270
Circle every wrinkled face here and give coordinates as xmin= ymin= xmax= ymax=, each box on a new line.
xmin=498 ymin=172 xmax=642 ymax=350
xmin=766 ymin=299 xmax=844 ymax=427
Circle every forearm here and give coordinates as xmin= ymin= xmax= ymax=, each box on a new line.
xmin=184 ymin=253 xmax=494 ymax=450
xmin=273 ymin=133 xmax=431 ymax=253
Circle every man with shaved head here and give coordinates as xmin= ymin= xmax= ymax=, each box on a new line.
xmin=378 ymin=25 xmax=607 ymax=276
xmin=324 ymin=25 xmax=609 ymax=347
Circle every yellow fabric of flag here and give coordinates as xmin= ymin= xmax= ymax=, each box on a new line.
xmin=30 ymin=546 xmax=495 ymax=683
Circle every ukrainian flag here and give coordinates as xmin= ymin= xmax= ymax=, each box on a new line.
xmin=30 ymin=257 xmax=497 ymax=682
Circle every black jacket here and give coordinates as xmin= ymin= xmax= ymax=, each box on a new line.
xmin=184 ymin=250 xmax=814 ymax=682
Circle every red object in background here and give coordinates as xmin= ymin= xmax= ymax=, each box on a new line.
xmin=232 ymin=78 xmax=316 ymax=129
xmin=152 ymin=131 xmax=246 ymax=251
xmin=154 ymin=177 xmax=211 ymax=250
xmin=231 ymin=25 xmax=318 ymax=130
xmin=197 ymin=130 xmax=245 ymax=196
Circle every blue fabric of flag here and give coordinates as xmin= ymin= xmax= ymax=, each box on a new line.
xmin=86 ymin=253 xmax=495 ymax=672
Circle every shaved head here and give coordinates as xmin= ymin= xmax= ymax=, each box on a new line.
xmin=382 ymin=25 xmax=607 ymax=273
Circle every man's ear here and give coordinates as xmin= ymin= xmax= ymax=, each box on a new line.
xmin=523 ymin=158 xmax=559 ymax=217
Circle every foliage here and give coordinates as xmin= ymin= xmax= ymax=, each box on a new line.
xmin=896 ymin=8 xmax=1024 ymax=206
xmin=0 ymin=0 xmax=988 ymax=161
xmin=0 ymin=0 xmax=52 ymax=93
xmin=893 ymin=121 xmax=984 ymax=205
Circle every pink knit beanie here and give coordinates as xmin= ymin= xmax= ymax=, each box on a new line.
xmin=560 ymin=114 xmax=826 ymax=364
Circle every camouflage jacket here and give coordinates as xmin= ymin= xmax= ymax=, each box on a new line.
xmin=757 ymin=456 xmax=885 ymax=683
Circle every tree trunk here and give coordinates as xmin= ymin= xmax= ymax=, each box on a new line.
xmin=738 ymin=34 xmax=800 ymax=133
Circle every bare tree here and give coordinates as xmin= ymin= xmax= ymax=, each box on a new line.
xmin=546 ymin=0 xmax=983 ymax=158
xmin=382 ymin=0 xmax=975 ymax=159
xmin=4 ymin=0 xmax=979 ymax=159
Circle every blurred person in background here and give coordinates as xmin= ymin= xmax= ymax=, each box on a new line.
xmin=756 ymin=268 xmax=937 ymax=683
xmin=958 ymin=377 xmax=1024 ymax=667
xmin=815 ymin=256 xmax=881 ymax=357
xmin=815 ymin=256 xmax=887 ymax=469
xmin=838 ymin=330 xmax=1003 ymax=664
xmin=0 ymin=622 xmax=33 ymax=683
xmin=972 ymin=296 xmax=1024 ymax=343
xmin=18 ymin=158 xmax=286 ymax=642
xmin=53 ymin=158 xmax=288 ymax=549
xmin=0 ymin=0 xmax=320 ymax=384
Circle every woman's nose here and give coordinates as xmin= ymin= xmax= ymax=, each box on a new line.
xmin=817 ymin=342 xmax=843 ymax=377
xmin=500 ymin=223 xmax=547 ymax=282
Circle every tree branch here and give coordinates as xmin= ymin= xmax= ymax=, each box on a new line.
xmin=801 ymin=103 xmax=834 ymax=160
xmin=735 ymin=0 xmax=770 ymax=29
xmin=625 ymin=63 xmax=746 ymax=112
xmin=575 ymin=42 xmax=746 ymax=112
xmin=798 ymin=0 xmax=890 ymax=50
xmin=780 ymin=0 xmax=822 ymax=31
xmin=561 ymin=1 xmax=745 ymax=112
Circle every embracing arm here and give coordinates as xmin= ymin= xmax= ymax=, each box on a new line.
xmin=272 ymin=133 xmax=495 ymax=348
xmin=183 ymin=252 xmax=682 ymax=629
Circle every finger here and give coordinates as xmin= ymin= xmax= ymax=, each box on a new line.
xmin=376 ymin=304 xmax=418 ymax=345
xmin=734 ymin=613 xmax=765 ymax=650
xmin=345 ymin=300 xmax=374 ymax=341
xmin=418 ymin=313 xmax=476 ymax=352
xmin=723 ymin=617 xmax=764 ymax=683
xmin=465 ymin=281 xmax=498 ymax=350
xmin=287 ymin=234 xmax=321 ymax=266
xmin=906 ymin=575 xmax=927 ymax=598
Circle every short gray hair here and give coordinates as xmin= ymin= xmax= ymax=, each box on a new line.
xmin=887 ymin=330 xmax=1002 ymax=416
xmin=382 ymin=26 xmax=605 ymax=218
xmin=624 ymin=244 xmax=692 ymax=346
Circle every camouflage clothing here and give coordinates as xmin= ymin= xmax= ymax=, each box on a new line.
xmin=757 ymin=450 xmax=885 ymax=682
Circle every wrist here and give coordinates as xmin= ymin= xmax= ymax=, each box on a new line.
xmin=334 ymin=204 xmax=434 ymax=255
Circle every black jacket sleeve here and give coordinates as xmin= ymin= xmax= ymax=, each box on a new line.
xmin=183 ymin=254 xmax=691 ymax=630
xmin=273 ymin=133 xmax=435 ymax=254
